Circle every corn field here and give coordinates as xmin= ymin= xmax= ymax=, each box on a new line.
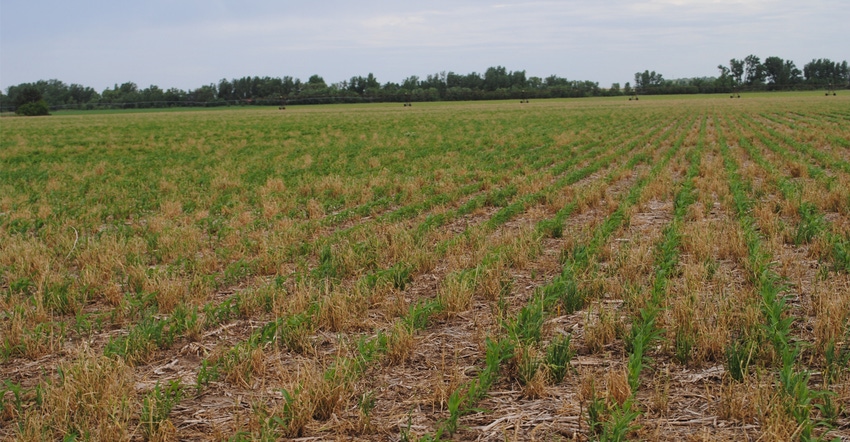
xmin=1 ymin=94 xmax=849 ymax=441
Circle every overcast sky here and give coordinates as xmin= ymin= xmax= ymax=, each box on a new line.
xmin=1 ymin=0 xmax=847 ymax=92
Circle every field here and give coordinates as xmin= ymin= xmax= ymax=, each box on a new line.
xmin=2 ymin=93 xmax=849 ymax=441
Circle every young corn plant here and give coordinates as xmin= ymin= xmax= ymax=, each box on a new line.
xmin=545 ymin=334 xmax=575 ymax=384
xmin=429 ymin=338 xmax=513 ymax=439
xmin=140 ymin=380 xmax=183 ymax=439
xmin=625 ymin=306 xmax=663 ymax=392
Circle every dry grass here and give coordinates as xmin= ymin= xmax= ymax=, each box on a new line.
xmin=584 ymin=305 xmax=621 ymax=354
xmin=16 ymin=349 xmax=136 ymax=441
xmin=475 ymin=260 xmax=512 ymax=301
xmin=316 ymin=290 xmax=354 ymax=332
xmin=436 ymin=272 xmax=476 ymax=316
xmin=605 ymin=367 xmax=632 ymax=407
xmin=386 ymin=321 xmax=415 ymax=366
xmin=809 ymin=274 xmax=850 ymax=356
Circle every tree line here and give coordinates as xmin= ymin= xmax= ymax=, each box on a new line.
xmin=633 ymin=56 xmax=849 ymax=95
xmin=2 ymin=55 xmax=848 ymax=113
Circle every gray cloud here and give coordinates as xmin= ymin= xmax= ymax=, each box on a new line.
xmin=1 ymin=0 xmax=846 ymax=91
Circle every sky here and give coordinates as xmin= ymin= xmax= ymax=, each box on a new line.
xmin=1 ymin=0 xmax=847 ymax=93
